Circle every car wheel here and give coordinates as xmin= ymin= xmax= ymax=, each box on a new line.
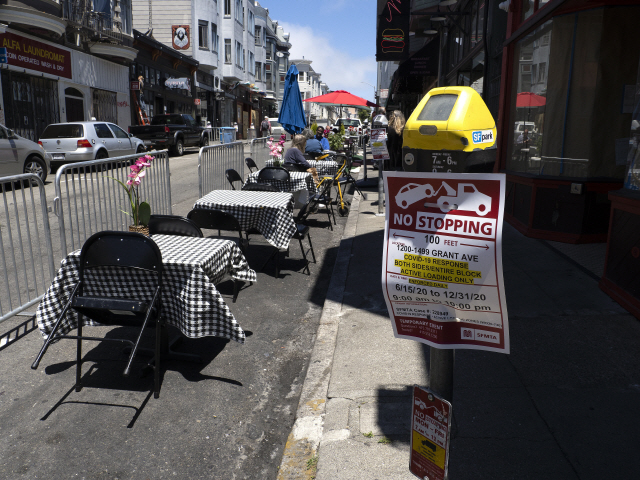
xmin=95 ymin=150 xmax=108 ymax=160
xmin=23 ymin=155 xmax=47 ymax=183
xmin=201 ymin=135 xmax=209 ymax=147
xmin=173 ymin=139 xmax=184 ymax=156
xmin=136 ymin=144 xmax=146 ymax=154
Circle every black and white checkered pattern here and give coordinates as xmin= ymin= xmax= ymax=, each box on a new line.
xmin=35 ymin=236 xmax=256 ymax=344
xmin=265 ymin=159 xmax=338 ymax=176
xmin=194 ymin=190 xmax=297 ymax=250
xmin=245 ymin=171 xmax=316 ymax=195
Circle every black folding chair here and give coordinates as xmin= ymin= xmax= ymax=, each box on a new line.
xmin=149 ymin=214 xmax=203 ymax=237
xmin=187 ymin=208 xmax=250 ymax=302
xmin=292 ymin=202 xmax=317 ymax=275
xmin=284 ymin=162 xmax=309 ymax=173
xmin=245 ymin=157 xmax=259 ymax=174
xmin=225 ymin=168 xmax=244 ymax=190
xmin=258 ymin=166 xmax=290 ymax=182
xmin=304 ymin=178 xmax=336 ymax=230
xmin=242 ymin=183 xmax=281 ymax=192
xmin=31 ymin=231 xmax=165 ymax=398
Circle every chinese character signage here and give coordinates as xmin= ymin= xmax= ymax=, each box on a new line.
xmin=382 ymin=172 xmax=510 ymax=354
xmin=376 ymin=0 xmax=410 ymax=61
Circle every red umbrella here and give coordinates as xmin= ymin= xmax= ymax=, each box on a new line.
xmin=304 ymin=90 xmax=379 ymax=109
xmin=516 ymin=92 xmax=546 ymax=108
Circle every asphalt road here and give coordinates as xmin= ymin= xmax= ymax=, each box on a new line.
xmin=0 ymin=147 xmax=354 ymax=479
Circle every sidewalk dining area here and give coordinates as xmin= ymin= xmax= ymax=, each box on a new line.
xmin=0 ymin=142 xmax=361 ymax=479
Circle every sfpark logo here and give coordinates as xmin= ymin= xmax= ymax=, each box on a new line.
xmin=472 ymin=130 xmax=493 ymax=144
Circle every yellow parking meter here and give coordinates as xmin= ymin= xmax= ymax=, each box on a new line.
xmin=402 ymin=86 xmax=497 ymax=173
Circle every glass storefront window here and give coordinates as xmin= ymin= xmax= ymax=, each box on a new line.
xmin=624 ymin=60 xmax=640 ymax=190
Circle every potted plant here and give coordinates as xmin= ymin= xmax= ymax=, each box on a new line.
xmin=111 ymin=154 xmax=154 ymax=235
xmin=267 ymin=134 xmax=286 ymax=166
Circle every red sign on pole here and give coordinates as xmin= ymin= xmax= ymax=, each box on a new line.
xmin=0 ymin=32 xmax=72 ymax=79
xmin=410 ymin=386 xmax=452 ymax=480
xmin=130 ymin=81 xmax=140 ymax=91
xmin=382 ymin=172 xmax=509 ymax=353
xmin=194 ymin=98 xmax=201 ymax=105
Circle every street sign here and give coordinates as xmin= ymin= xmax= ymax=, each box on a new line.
xmin=194 ymin=98 xmax=201 ymax=105
xmin=0 ymin=47 xmax=7 ymax=64
xmin=410 ymin=385 xmax=452 ymax=480
xmin=382 ymin=171 xmax=510 ymax=353
xmin=130 ymin=81 xmax=139 ymax=91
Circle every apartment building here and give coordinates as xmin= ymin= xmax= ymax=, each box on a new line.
xmin=293 ymin=59 xmax=331 ymax=124
xmin=0 ymin=0 xmax=136 ymax=140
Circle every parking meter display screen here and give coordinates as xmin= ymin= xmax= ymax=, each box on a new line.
xmin=417 ymin=95 xmax=459 ymax=121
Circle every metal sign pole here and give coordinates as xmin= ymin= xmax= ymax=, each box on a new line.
xmin=429 ymin=348 xmax=454 ymax=404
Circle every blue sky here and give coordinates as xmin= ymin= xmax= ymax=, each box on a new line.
xmin=260 ymin=0 xmax=378 ymax=102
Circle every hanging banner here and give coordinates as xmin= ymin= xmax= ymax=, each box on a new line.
xmin=382 ymin=171 xmax=510 ymax=354
xmin=410 ymin=386 xmax=452 ymax=480
xmin=376 ymin=0 xmax=411 ymax=61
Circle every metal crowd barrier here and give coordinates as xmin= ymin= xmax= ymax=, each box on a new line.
xmin=206 ymin=127 xmax=222 ymax=144
xmin=198 ymin=141 xmax=245 ymax=197
xmin=250 ymin=137 xmax=271 ymax=169
xmin=54 ymin=150 xmax=172 ymax=257
xmin=0 ymin=174 xmax=56 ymax=325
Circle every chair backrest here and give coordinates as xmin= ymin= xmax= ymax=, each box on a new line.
xmin=79 ymin=231 xmax=163 ymax=285
xmin=148 ymin=215 xmax=203 ymax=237
xmin=245 ymin=157 xmax=258 ymax=173
xmin=225 ymin=168 xmax=244 ymax=190
xmin=258 ymin=166 xmax=290 ymax=182
xmin=284 ymin=163 xmax=309 ymax=173
xmin=242 ymin=182 xmax=281 ymax=192
xmin=187 ymin=208 xmax=243 ymax=238
xmin=295 ymin=200 xmax=311 ymax=223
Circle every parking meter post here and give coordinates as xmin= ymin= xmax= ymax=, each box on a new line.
xmin=429 ymin=348 xmax=454 ymax=403
xmin=378 ymin=159 xmax=384 ymax=214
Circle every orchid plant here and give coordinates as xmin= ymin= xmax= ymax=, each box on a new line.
xmin=267 ymin=134 xmax=286 ymax=165
xmin=111 ymin=154 xmax=154 ymax=227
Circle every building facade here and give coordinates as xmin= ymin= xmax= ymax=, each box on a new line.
xmin=0 ymin=0 xmax=136 ymax=140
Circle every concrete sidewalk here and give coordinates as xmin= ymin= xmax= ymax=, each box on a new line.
xmin=279 ymin=164 xmax=640 ymax=480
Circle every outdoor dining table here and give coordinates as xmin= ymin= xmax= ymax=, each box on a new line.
xmin=245 ymin=170 xmax=317 ymax=196
xmin=194 ymin=190 xmax=297 ymax=251
xmin=265 ymin=158 xmax=339 ymax=176
xmin=35 ymin=235 xmax=257 ymax=344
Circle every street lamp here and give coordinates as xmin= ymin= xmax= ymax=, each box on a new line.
xmin=361 ymin=81 xmax=377 ymax=103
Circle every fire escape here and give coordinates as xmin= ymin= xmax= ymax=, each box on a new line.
xmin=62 ymin=0 xmax=125 ymax=44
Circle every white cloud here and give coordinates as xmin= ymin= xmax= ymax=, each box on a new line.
xmin=281 ymin=22 xmax=377 ymax=103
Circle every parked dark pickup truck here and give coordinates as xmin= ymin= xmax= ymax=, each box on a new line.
xmin=128 ymin=114 xmax=209 ymax=156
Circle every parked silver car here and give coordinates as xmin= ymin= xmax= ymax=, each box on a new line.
xmin=0 ymin=124 xmax=51 ymax=182
xmin=39 ymin=121 xmax=146 ymax=168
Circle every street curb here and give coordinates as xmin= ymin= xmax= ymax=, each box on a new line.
xmin=277 ymin=188 xmax=362 ymax=480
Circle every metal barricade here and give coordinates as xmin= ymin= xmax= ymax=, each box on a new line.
xmin=199 ymin=142 xmax=245 ymax=197
xmin=54 ymin=150 xmax=172 ymax=257
xmin=250 ymin=137 xmax=271 ymax=169
xmin=206 ymin=127 xmax=221 ymax=144
xmin=0 ymin=174 xmax=56 ymax=325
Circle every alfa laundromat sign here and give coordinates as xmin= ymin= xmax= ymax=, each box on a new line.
xmin=0 ymin=32 xmax=72 ymax=79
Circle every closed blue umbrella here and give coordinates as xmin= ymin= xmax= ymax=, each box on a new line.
xmin=278 ymin=64 xmax=306 ymax=135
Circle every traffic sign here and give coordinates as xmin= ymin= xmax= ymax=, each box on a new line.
xmin=410 ymin=386 xmax=452 ymax=480
xmin=0 ymin=48 xmax=7 ymax=64
xmin=382 ymin=171 xmax=510 ymax=353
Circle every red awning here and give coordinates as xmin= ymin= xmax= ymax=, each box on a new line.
xmin=304 ymin=90 xmax=379 ymax=108
xmin=516 ymin=92 xmax=546 ymax=107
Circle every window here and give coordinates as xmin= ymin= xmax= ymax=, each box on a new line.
xmin=198 ymin=21 xmax=208 ymax=49
xmin=235 ymin=0 xmax=242 ymax=23
xmin=255 ymin=26 xmax=261 ymax=45
xmin=256 ymin=61 xmax=262 ymax=80
xmin=94 ymin=123 xmax=114 ymax=139
xmin=235 ymin=41 xmax=242 ymax=68
xmin=539 ymin=62 xmax=546 ymax=83
xmin=212 ymin=24 xmax=219 ymax=55
xmin=249 ymin=51 xmax=255 ymax=75
xmin=225 ymin=38 xmax=232 ymax=64
xmin=224 ymin=0 xmax=230 ymax=16
xmin=109 ymin=124 xmax=129 ymax=138
xmin=248 ymin=10 xmax=255 ymax=33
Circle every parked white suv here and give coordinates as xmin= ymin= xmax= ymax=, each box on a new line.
xmin=332 ymin=118 xmax=363 ymax=135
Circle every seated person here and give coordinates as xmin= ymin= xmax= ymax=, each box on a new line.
xmin=305 ymin=136 xmax=323 ymax=157
xmin=284 ymin=134 xmax=312 ymax=169
xmin=316 ymin=126 xmax=331 ymax=151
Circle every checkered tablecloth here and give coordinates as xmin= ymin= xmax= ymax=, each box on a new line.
xmin=194 ymin=190 xmax=297 ymax=250
xmin=245 ymin=170 xmax=316 ymax=195
xmin=265 ymin=159 xmax=339 ymax=176
xmin=35 ymin=235 xmax=257 ymax=344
